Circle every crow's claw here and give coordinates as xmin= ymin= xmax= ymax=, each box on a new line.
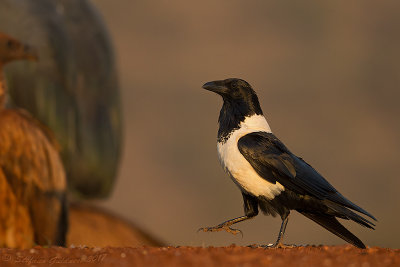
xmin=197 ymin=224 xmax=243 ymax=236
xmin=257 ymin=243 xmax=297 ymax=249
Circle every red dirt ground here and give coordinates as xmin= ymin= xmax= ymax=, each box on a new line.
xmin=0 ymin=245 xmax=398 ymax=267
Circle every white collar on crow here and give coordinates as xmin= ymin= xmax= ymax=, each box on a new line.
xmin=217 ymin=114 xmax=283 ymax=199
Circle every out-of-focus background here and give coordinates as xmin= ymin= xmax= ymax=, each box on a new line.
xmin=3 ymin=0 xmax=397 ymax=248
xmin=89 ymin=0 xmax=400 ymax=248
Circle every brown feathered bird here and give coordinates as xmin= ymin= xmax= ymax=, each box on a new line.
xmin=0 ymin=33 xmax=67 ymax=248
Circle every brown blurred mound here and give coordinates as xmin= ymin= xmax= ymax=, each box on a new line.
xmin=0 ymin=245 xmax=399 ymax=267
xmin=67 ymin=204 xmax=163 ymax=247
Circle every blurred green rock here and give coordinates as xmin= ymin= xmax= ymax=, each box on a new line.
xmin=0 ymin=0 xmax=122 ymax=199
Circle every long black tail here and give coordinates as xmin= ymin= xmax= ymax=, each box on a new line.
xmin=300 ymin=212 xmax=366 ymax=249
xmin=323 ymin=200 xmax=375 ymax=230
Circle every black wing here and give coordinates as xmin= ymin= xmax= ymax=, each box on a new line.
xmin=238 ymin=132 xmax=376 ymax=222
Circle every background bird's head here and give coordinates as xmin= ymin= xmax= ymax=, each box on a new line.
xmin=202 ymin=78 xmax=263 ymax=117
xmin=0 ymin=33 xmax=38 ymax=65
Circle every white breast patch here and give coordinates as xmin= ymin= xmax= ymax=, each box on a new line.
xmin=217 ymin=115 xmax=285 ymax=199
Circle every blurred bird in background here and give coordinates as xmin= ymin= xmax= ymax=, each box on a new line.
xmin=0 ymin=0 xmax=122 ymax=199
xmin=0 ymin=33 xmax=68 ymax=248
xmin=0 ymin=0 xmax=162 ymax=247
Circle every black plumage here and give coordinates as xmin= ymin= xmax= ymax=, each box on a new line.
xmin=200 ymin=78 xmax=376 ymax=248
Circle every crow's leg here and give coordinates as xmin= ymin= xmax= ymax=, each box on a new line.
xmin=261 ymin=213 xmax=296 ymax=248
xmin=198 ymin=193 xmax=258 ymax=236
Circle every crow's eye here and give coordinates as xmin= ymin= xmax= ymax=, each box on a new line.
xmin=231 ymin=82 xmax=238 ymax=90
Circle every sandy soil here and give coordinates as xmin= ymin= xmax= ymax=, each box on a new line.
xmin=0 ymin=245 xmax=398 ymax=267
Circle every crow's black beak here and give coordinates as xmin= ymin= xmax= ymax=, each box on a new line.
xmin=202 ymin=80 xmax=228 ymax=95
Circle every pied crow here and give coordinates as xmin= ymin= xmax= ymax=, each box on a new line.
xmin=199 ymin=78 xmax=376 ymax=248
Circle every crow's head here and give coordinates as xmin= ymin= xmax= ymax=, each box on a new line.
xmin=203 ymin=78 xmax=262 ymax=116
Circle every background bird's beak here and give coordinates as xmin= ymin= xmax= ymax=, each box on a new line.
xmin=21 ymin=44 xmax=39 ymax=62
xmin=202 ymin=80 xmax=228 ymax=95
